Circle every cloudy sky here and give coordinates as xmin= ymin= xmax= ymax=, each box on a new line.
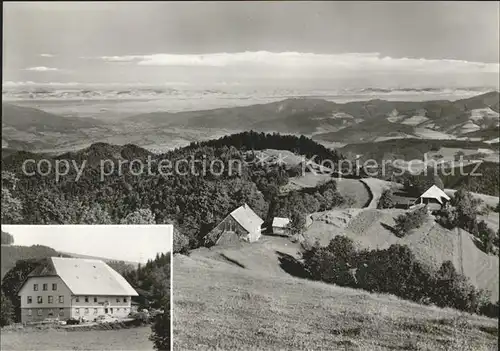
xmin=2 ymin=225 xmax=173 ymax=263
xmin=3 ymin=1 xmax=499 ymax=87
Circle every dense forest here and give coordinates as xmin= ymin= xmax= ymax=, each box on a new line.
xmin=1 ymin=132 xmax=346 ymax=249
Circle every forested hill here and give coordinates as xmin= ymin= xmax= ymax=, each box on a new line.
xmin=1 ymin=245 xmax=63 ymax=279
xmin=182 ymin=131 xmax=342 ymax=162
xmin=2 ymin=132 xmax=346 ymax=248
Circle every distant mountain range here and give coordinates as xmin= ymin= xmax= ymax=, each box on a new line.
xmin=2 ymin=91 xmax=499 ymax=152
xmin=126 ymin=91 xmax=499 ymax=141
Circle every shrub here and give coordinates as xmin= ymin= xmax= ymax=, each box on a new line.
xmin=377 ymin=188 xmax=394 ymax=209
xmin=436 ymin=189 xmax=498 ymax=255
xmin=394 ymin=206 xmax=428 ymax=237
xmin=302 ymin=236 xmax=357 ymax=286
xmin=435 ymin=205 xmax=459 ymax=229
xmin=356 ymin=245 xmax=434 ymax=301
xmin=476 ymin=220 xmax=498 ymax=254
xmin=301 ymin=238 xmax=496 ymax=318
xmin=431 ymin=261 xmax=491 ymax=314
xmin=480 ymin=300 xmax=499 ymax=318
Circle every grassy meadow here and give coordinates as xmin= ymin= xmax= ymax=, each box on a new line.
xmin=173 ymin=246 xmax=498 ymax=350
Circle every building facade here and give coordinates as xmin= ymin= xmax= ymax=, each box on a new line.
xmin=205 ymin=203 xmax=264 ymax=245
xmin=18 ymin=257 xmax=138 ymax=323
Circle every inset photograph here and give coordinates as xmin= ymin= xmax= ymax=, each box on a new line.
xmin=1 ymin=225 xmax=172 ymax=351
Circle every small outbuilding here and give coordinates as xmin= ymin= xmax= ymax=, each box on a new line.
xmin=272 ymin=217 xmax=290 ymax=236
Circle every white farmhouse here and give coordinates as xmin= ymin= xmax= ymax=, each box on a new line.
xmin=18 ymin=257 xmax=138 ymax=323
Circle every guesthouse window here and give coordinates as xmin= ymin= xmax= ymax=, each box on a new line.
xmin=37 ymin=296 xmax=43 ymax=303
xmin=37 ymin=309 xmax=42 ymax=316
xmin=27 ymin=296 xmax=32 ymax=304
xmin=75 ymin=297 xmax=79 ymax=302
xmin=85 ymin=296 xmax=89 ymax=303
xmin=48 ymin=296 xmax=53 ymax=304
xmin=116 ymin=298 xmax=120 ymax=303
xmin=28 ymin=309 xmax=32 ymax=316
xmin=59 ymin=296 xmax=64 ymax=303
xmin=33 ymin=284 xmax=38 ymax=291
xmin=84 ymin=308 xmax=89 ymax=315
xmin=42 ymin=284 xmax=48 ymax=291
xmin=123 ymin=298 xmax=127 ymax=303
xmin=59 ymin=308 xmax=64 ymax=316
xmin=75 ymin=308 xmax=80 ymax=315
xmin=52 ymin=283 xmax=57 ymax=291
xmin=94 ymin=297 xmax=98 ymax=303
xmin=48 ymin=309 xmax=54 ymax=317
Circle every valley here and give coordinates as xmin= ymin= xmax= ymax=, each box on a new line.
xmin=2 ymin=91 xmax=499 ymax=157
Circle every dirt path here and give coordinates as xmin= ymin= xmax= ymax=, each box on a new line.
xmin=336 ymin=178 xmax=372 ymax=208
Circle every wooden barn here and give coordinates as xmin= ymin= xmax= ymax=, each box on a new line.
xmin=411 ymin=185 xmax=451 ymax=211
xmin=204 ymin=203 xmax=264 ymax=246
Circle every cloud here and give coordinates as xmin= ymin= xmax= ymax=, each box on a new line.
xmin=2 ymin=81 xmax=80 ymax=87
xmin=90 ymin=51 xmax=500 ymax=74
xmin=40 ymin=53 xmax=55 ymax=58
xmin=24 ymin=66 xmax=59 ymax=72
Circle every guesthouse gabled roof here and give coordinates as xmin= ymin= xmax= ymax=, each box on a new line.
xmin=419 ymin=185 xmax=451 ymax=204
xmin=24 ymin=257 xmax=138 ymax=296
xmin=230 ymin=203 xmax=264 ymax=233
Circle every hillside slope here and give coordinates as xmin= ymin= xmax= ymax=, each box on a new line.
xmin=174 ymin=253 xmax=498 ymax=350
xmin=1 ymin=245 xmax=61 ymax=279
xmin=304 ymin=208 xmax=499 ymax=301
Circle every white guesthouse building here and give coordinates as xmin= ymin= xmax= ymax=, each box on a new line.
xmin=18 ymin=257 xmax=138 ymax=323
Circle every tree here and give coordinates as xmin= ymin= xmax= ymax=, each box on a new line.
xmin=150 ymin=297 xmax=170 ymax=350
xmin=0 ymin=290 xmax=14 ymax=327
xmin=120 ymin=209 xmax=156 ymax=224
xmin=1 ymin=259 xmax=44 ymax=322
xmin=1 ymin=188 xmax=23 ymax=224
xmin=108 ymin=260 xmax=136 ymax=276
xmin=450 ymin=187 xmax=483 ymax=231
xmin=173 ymin=227 xmax=189 ymax=254
xmin=1 ymin=231 xmax=14 ymax=245
xmin=302 ymin=236 xmax=357 ymax=286
xmin=394 ymin=206 xmax=428 ymax=237
xmin=287 ymin=210 xmax=306 ymax=236
xmin=78 ymin=203 xmax=112 ymax=224
xmin=377 ymin=188 xmax=394 ymax=209
xmin=477 ymin=220 xmax=498 ymax=254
